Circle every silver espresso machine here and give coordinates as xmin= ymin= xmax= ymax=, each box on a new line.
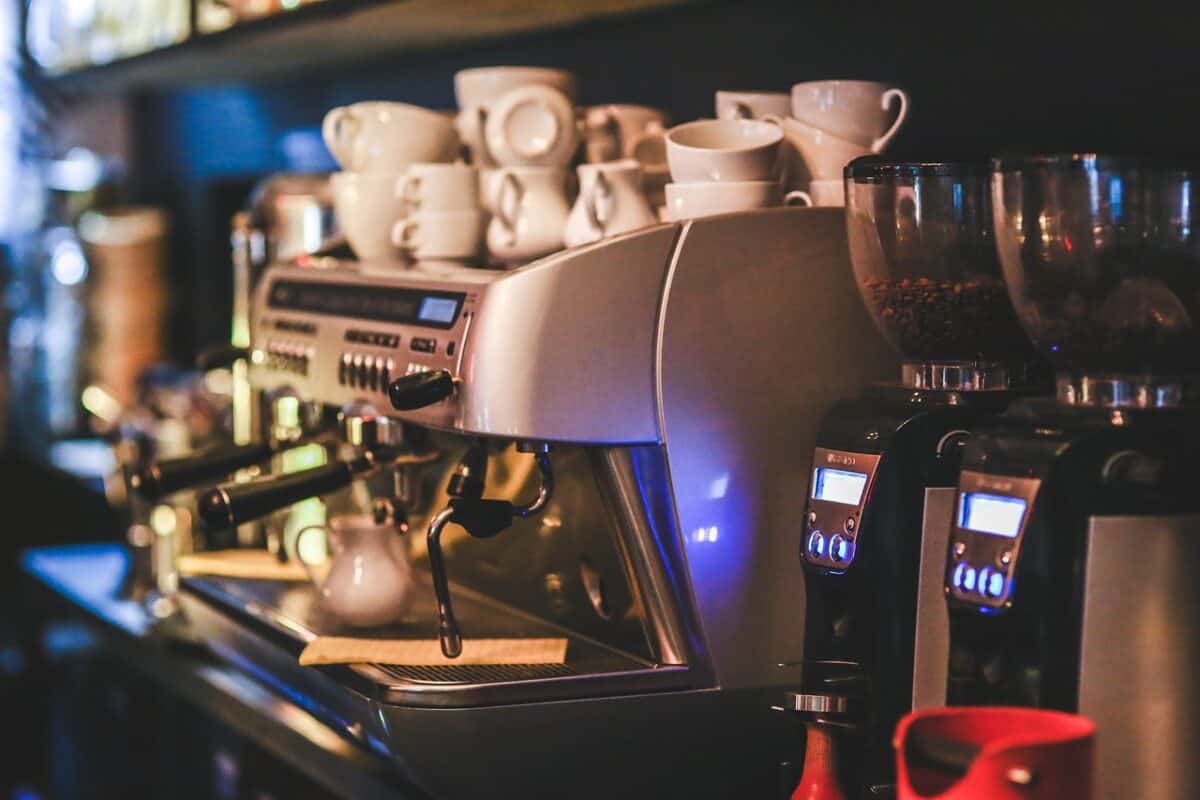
xmin=181 ymin=207 xmax=899 ymax=798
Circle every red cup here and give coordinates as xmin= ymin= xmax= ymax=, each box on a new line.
xmin=895 ymin=707 xmax=1095 ymax=800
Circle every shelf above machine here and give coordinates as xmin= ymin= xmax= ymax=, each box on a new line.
xmin=33 ymin=0 xmax=698 ymax=95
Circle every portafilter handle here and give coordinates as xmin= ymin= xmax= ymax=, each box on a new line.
xmin=388 ymin=369 xmax=455 ymax=411
xmin=129 ymin=441 xmax=275 ymax=501
xmin=197 ymin=457 xmax=368 ymax=530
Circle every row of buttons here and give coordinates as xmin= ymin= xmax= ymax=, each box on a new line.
xmin=951 ymin=562 xmax=1006 ymax=599
xmin=339 ymin=353 xmax=394 ymax=391
xmin=262 ymin=341 xmax=312 ymax=375
xmin=345 ymin=329 xmax=400 ymax=348
xmin=807 ymin=531 xmax=854 ymax=564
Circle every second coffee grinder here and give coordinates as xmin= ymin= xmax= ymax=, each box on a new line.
xmin=945 ymin=154 xmax=1200 ymax=800
xmin=786 ymin=160 xmax=1045 ymax=797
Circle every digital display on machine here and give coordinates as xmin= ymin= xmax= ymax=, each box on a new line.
xmin=418 ymin=296 xmax=460 ymax=324
xmin=812 ymin=468 xmax=869 ymax=505
xmin=266 ymin=280 xmax=464 ymax=329
xmin=958 ymin=492 xmax=1026 ymax=538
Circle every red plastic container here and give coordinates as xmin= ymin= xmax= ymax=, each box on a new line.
xmin=894 ymin=707 xmax=1095 ymax=800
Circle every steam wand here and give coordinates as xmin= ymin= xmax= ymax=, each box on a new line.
xmin=427 ymin=441 xmax=554 ymax=658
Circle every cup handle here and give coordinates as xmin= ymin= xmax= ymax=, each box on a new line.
xmin=391 ymin=219 xmax=419 ymax=251
xmin=294 ymin=524 xmax=328 ymax=586
xmin=321 ymin=107 xmax=358 ymax=167
xmin=396 ymin=173 xmax=421 ymax=209
xmin=495 ymin=172 xmax=523 ymax=245
xmin=585 ymin=170 xmax=614 ymax=232
xmin=871 ymin=88 xmax=909 ymax=153
xmin=784 ymin=190 xmax=813 ymax=207
xmin=727 ymin=101 xmax=753 ymax=120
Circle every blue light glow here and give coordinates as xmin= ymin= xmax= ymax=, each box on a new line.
xmin=962 ymin=566 xmax=977 ymax=592
xmin=807 ymin=531 xmax=825 ymax=557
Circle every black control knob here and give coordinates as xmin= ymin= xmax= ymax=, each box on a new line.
xmin=388 ymin=369 xmax=455 ymax=411
xmin=131 ymin=442 xmax=274 ymax=501
xmin=198 ymin=460 xmax=359 ymax=530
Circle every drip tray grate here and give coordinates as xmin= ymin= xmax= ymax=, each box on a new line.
xmin=374 ymin=662 xmax=578 ymax=685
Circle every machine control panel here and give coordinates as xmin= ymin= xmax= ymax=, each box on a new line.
xmin=802 ymin=448 xmax=881 ymax=571
xmin=249 ymin=266 xmax=478 ymax=427
xmin=945 ymin=470 xmax=1041 ymax=609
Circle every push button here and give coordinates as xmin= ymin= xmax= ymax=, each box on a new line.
xmin=807 ymin=531 xmax=825 ymax=558
xmin=828 ymin=533 xmax=851 ymax=564
xmin=961 ymin=566 xmax=978 ymax=592
xmin=977 ymin=567 xmax=994 ymax=597
xmin=368 ymin=359 xmax=379 ymax=390
xmin=952 ymin=561 xmax=968 ymax=589
xmin=411 ymin=337 xmax=437 ymax=354
xmin=986 ymin=570 xmax=1005 ymax=599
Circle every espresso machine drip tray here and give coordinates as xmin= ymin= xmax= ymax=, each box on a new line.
xmin=180 ymin=571 xmax=680 ymax=709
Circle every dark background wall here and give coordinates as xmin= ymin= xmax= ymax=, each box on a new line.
xmin=123 ymin=0 xmax=1200 ymax=358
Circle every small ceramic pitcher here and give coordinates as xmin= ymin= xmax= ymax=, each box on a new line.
xmin=297 ymin=514 xmax=413 ymax=627
xmin=564 ymin=160 xmax=657 ymax=248
xmin=485 ymin=166 xmax=570 ymax=265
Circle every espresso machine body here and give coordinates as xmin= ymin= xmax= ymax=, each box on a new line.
xmin=182 ymin=207 xmax=898 ymax=797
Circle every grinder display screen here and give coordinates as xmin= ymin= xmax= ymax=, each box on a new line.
xmin=267 ymin=280 xmax=464 ymax=329
xmin=959 ymin=492 xmax=1026 ymax=538
xmin=812 ymin=467 xmax=868 ymax=505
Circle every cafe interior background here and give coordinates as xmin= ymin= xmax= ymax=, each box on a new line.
xmin=0 ymin=1 xmax=1196 ymax=798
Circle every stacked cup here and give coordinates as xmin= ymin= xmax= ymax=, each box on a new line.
xmin=390 ymin=163 xmax=486 ymax=264
xmin=454 ymin=67 xmax=580 ymax=265
xmin=323 ymin=101 xmax=463 ymax=261
xmin=762 ymin=80 xmax=910 ymax=207
xmin=662 ymin=117 xmax=798 ymax=221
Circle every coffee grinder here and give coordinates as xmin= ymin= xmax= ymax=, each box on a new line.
xmin=787 ymin=161 xmax=1044 ymax=797
xmin=944 ymin=155 xmax=1200 ymax=800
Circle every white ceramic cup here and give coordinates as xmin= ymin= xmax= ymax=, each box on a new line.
xmin=322 ymin=101 xmax=459 ymax=172
xmin=564 ymin=160 xmax=658 ymax=248
xmin=396 ymin=163 xmax=479 ymax=213
xmin=485 ymin=165 xmax=570 ymax=265
xmin=789 ymin=80 xmax=909 ymax=153
xmin=665 ymin=118 xmax=784 ymax=183
xmin=715 ymin=91 xmax=791 ymax=121
xmin=482 ymin=84 xmax=580 ymax=167
xmin=583 ymin=104 xmax=671 ymax=168
xmin=330 ymin=171 xmax=408 ymax=260
xmin=764 ymin=115 xmax=872 ymax=183
xmin=391 ymin=208 xmax=486 ymax=262
xmin=662 ymin=179 xmax=781 ymax=221
xmin=454 ymin=66 xmax=579 ymax=167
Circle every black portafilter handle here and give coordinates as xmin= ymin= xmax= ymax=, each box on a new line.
xmin=130 ymin=441 xmax=275 ymax=501
xmin=388 ymin=369 xmax=455 ymax=411
xmin=197 ymin=459 xmax=363 ymax=530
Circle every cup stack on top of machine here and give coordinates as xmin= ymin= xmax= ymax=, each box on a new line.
xmin=662 ymin=116 xmax=794 ymax=220
xmin=323 ymin=101 xmax=480 ymax=263
xmin=715 ymin=81 xmax=909 ymax=207
xmin=454 ymin=67 xmax=582 ymax=265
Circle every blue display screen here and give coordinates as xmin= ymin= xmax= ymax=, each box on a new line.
xmin=812 ymin=468 xmax=868 ymax=505
xmin=418 ymin=297 xmax=460 ymax=324
xmin=959 ymin=492 xmax=1026 ymax=538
